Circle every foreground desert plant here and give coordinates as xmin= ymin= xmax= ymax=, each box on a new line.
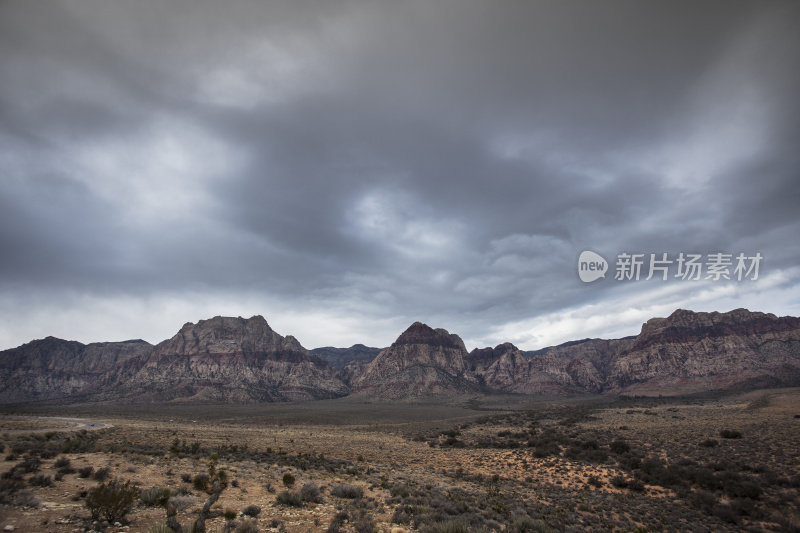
xmin=300 ymin=482 xmax=322 ymax=503
xmin=193 ymin=454 xmax=229 ymax=533
xmin=85 ymin=478 xmax=139 ymax=522
xmin=162 ymin=454 xmax=229 ymax=533
xmin=330 ymin=483 xmax=362 ymax=499
xmin=276 ymin=490 xmax=303 ymax=506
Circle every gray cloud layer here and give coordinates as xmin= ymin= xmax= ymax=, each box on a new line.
xmin=1 ymin=0 xmax=798 ymax=350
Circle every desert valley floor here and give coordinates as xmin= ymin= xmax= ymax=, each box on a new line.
xmin=1 ymin=389 xmax=799 ymax=533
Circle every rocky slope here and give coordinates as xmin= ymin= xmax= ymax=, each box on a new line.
xmin=0 ymin=337 xmax=152 ymax=403
xmin=352 ymin=322 xmax=480 ymax=399
xmin=473 ymin=309 xmax=800 ymax=395
xmin=110 ymin=316 xmax=349 ymax=402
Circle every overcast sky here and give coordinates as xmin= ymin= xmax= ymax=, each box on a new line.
xmin=1 ymin=0 xmax=798 ymax=352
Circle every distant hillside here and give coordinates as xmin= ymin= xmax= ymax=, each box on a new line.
xmin=310 ymin=344 xmax=381 ymax=370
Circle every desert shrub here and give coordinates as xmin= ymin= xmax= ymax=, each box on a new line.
xmin=282 ymin=472 xmax=295 ymax=487
xmin=18 ymin=455 xmax=41 ymax=473
xmin=352 ymin=509 xmax=376 ymax=533
xmin=224 ymin=508 xmax=238 ymax=520
xmin=390 ymin=484 xmax=411 ymax=498
xmin=511 ymin=516 xmax=550 ymax=532
xmin=392 ymin=504 xmax=414 ymax=524
xmin=609 ymin=440 xmax=630 ymax=454
xmin=587 ymin=475 xmax=602 ymax=487
xmin=326 ymin=510 xmax=349 ymax=533
xmin=330 ymin=483 xmax=363 ymax=499
xmin=28 ymin=474 xmax=52 ymax=487
xmin=54 ymin=456 xmax=71 ymax=468
xmin=167 ymin=494 xmax=197 ymax=511
xmin=422 ymin=520 xmax=471 ymax=533
xmin=300 ymin=482 xmax=322 ymax=503
xmin=193 ymin=473 xmax=210 ymax=491
xmin=85 ymin=478 xmax=139 ymax=522
xmin=0 ymin=475 xmax=26 ymax=505
xmin=687 ymin=488 xmax=717 ymax=511
xmin=78 ymin=466 xmax=94 ymax=478
xmin=93 ymin=467 xmax=111 ymax=481
xmin=723 ymin=478 xmax=762 ymax=500
xmin=150 ymin=525 xmax=174 ymax=533
xmin=236 ymin=519 xmax=259 ymax=533
xmin=700 ymin=439 xmax=719 ymax=447
xmin=627 ymin=478 xmax=645 ymax=492
xmin=241 ymin=504 xmax=261 ymax=517
xmin=276 ymin=490 xmax=302 ymax=506
xmin=181 ymin=472 xmax=192 ymax=483
xmin=719 ymin=429 xmax=742 ymax=439
xmin=140 ymin=486 xmax=171 ymax=507
xmin=441 ymin=436 xmax=465 ymax=448
xmin=565 ymin=445 xmax=608 ymax=463
xmin=610 ymin=475 xmax=629 ymax=488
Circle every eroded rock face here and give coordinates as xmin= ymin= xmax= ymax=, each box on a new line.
xmin=471 ymin=309 xmax=800 ymax=396
xmin=605 ymin=309 xmax=800 ymax=394
xmin=0 ymin=337 xmax=152 ymax=402
xmin=353 ymin=322 xmax=479 ymax=399
xmin=114 ymin=316 xmax=348 ymax=402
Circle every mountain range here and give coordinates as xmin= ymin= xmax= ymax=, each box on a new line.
xmin=1 ymin=308 xmax=799 ymax=404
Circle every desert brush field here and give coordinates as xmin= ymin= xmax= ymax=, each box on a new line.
xmin=1 ymin=389 xmax=799 ymax=532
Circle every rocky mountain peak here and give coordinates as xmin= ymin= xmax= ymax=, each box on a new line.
xmin=353 ymin=322 xmax=477 ymax=399
xmin=155 ymin=315 xmax=288 ymax=357
xmin=393 ymin=322 xmax=467 ymax=351
xmin=635 ymin=308 xmax=800 ymax=350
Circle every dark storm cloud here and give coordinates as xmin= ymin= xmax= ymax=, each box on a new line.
xmin=1 ymin=0 xmax=798 ymax=349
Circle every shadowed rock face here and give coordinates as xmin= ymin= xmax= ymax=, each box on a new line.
xmin=353 ymin=322 xmax=479 ymax=399
xmin=311 ymin=344 xmax=381 ymax=370
xmin=470 ymin=309 xmax=800 ymax=396
xmin=0 ymin=337 xmax=152 ymax=403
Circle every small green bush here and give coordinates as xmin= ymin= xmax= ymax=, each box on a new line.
xmin=241 ymin=504 xmax=261 ymax=517
xmin=610 ymin=474 xmax=629 ymax=488
xmin=78 ymin=466 xmax=94 ymax=478
xmin=93 ymin=467 xmax=111 ymax=481
xmin=512 ymin=516 xmax=550 ymax=533
xmin=53 ymin=457 xmax=71 ymax=468
xmin=139 ymin=486 xmax=171 ymax=507
xmin=85 ymin=478 xmax=139 ymax=522
xmin=300 ymin=483 xmax=322 ymax=503
xmin=224 ymin=508 xmax=238 ymax=520
xmin=330 ymin=483 xmax=362 ymax=499
xmin=193 ymin=473 xmax=210 ymax=491
xmin=28 ymin=474 xmax=52 ymax=487
xmin=276 ymin=490 xmax=302 ymax=507
xmin=719 ymin=429 xmax=742 ymax=439
xmin=18 ymin=455 xmax=41 ymax=473
xmin=282 ymin=473 xmax=295 ymax=487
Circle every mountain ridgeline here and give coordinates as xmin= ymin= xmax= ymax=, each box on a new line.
xmin=1 ymin=309 xmax=799 ymax=404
